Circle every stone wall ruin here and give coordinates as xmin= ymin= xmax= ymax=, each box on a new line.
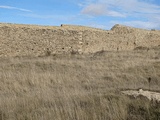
xmin=0 ymin=23 xmax=160 ymax=57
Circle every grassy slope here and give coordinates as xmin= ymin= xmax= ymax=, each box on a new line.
xmin=0 ymin=46 xmax=160 ymax=120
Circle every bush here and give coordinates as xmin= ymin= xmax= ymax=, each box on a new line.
xmin=45 ymin=48 xmax=51 ymax=56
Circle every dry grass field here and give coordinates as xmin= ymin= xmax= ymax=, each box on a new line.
xmin=0 ymin=46 xmax=160 ymax=120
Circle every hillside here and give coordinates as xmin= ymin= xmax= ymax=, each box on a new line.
xmin=0 ymin=23 xmax=160 ymax=120
xmin=0 ymin=23 xmax=160 ymax=57
xmin=0 ymin=46 xmax=160 ymax=120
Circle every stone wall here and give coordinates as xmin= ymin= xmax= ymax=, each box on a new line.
xmin=0 ymin=23 xmax=160 ymax=57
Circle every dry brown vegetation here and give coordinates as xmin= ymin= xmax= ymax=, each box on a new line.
xmin=0 ymin=46 xmax=160 ymax=120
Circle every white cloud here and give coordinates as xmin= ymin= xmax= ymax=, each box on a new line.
xmin=110 ymin=20 xmax=160 ymax=29
xmin=80 ymin=0 xmax=160 ymax=29
xmin=107 ymin=11 xmax=125 ymax=17
xmin=0 ymin=5 xmax=32 ymax=12
xmin=81 ymin=3 xmax=125 ymax=17
xmin=82 ymin=4 xmax=106 ymax=16
xmin=81 ymin=0 xmax=160 ymax=16
xmin=99 ymin=0 xmax=160 ymax=13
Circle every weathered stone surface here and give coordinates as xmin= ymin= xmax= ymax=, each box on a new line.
xmin=122 ymin=89 xmax=160 ymax=102
xmin=0 ymin=23 xmax=160 ymax=57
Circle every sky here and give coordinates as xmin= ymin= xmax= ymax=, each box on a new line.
xmin=0 ymin=0 xmax=160 ymax=30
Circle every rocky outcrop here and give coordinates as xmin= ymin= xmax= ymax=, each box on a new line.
xmin=122 ymin=89 xmax=160 ymax=102
xmin=0 ymin=23 xmax=160 ymax=57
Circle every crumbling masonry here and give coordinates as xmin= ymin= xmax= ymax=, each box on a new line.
xmin=0 ymin=23 xmax=160 ymax=57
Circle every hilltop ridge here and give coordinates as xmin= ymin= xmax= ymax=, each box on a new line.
xmin=0 ymin=23 xmax=160 ymax=57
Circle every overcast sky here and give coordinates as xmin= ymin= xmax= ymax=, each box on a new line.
xmin=0 ymin=0 xmax=160 ymax=30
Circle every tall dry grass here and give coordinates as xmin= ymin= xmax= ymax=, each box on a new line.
xmin=0 ymin=46 xmax=160 ymax=120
